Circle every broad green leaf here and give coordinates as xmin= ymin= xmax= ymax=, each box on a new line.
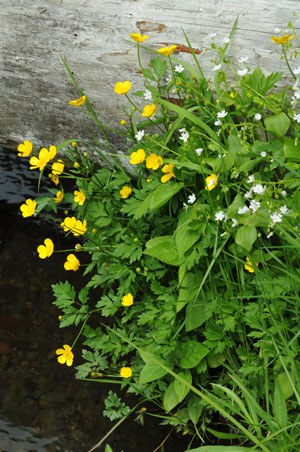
xmin=144 ymin=236 xmax=180 ymax=266
xmin=180 ymin=341 xmax=209 ymax=369
xmin=207 ymin=352 xmax=227 ymax=368
xmin=284 ymin=137 xmax=300 ymax=162
xmin=174 ymin=370 xmax=192 ymax=400
xmin=151 ymin=57 xmax=167 ymax=79
xmin=185 ymin=295 xmax=213 ymax=331
xmin=139 ymin=362 xmax=168 ymax=384
xmin=141 ymin=68 xmax=156 ymax=81
xmin=187 ymin=395 xmax=203 ymax=424
xmin=276 ymin=372 xmax=294 ymax=401
xmin=235 ymin=225 xmax=257 ymax=252
xmin=273 ymin=378 xmax=288 ymax=428
xmin=264 ymin=112 xmax=290 ymax=137
xmin=134 ymin=182 xmax=184 ymax=219
xmin=163 ymin=381 xmax=181 ymax=411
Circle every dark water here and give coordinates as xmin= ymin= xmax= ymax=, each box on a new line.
xmin=0 ymin=147 xmax=191 ymax=452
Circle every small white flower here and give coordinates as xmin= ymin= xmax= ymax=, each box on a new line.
xmin=187 ymin=193 xmax=196 ymax=204
xmin=254 ymin=113 xmax=262 ymax=121
xmin=247 ymin=174 xmax=255 ymax=184
xmin=214 ymin=119 xmax=222 ymax=126
xmin=232 ymin=218 xmax=238 ymax=227
xmin=249 ymin=200 xmax=261 ymax=213
xmin=180 ymin=131 xmax=189 ymax=143
xmin=237 ymin=68 xmax=249 ymax=77
xmin=252 ymin=184 xmax=266 ymax=195
xmin=270 ymin=212 xmax=282 ymax=224
xmin=244 ymin=191 xmax=252 ymax=199
xmin=267 ymin=231 xmax=274 ymax=239
xmin=179 ymin=128 xmax=187 ymax=133
xmin=215 ymin=210 xmax=226 ymax=221
xmin=294 ymin=91 xmax=300 ymax=99
xmin=280 ymin=205 xmax=289 ymax=214
xmin=281 ymin=190 xmax=287 ymax=197
xmin=260 ymin=151 xmax=267 ymax=158
xmin=294 ymin=67 xmax=300 ymax=75
xmin=175 ymin=64 xmax=184 ymax=73
xmin=238 ymin=206 xmax=250 ymax=215
xmin=195 ymin=148 xmax=203 ymax=156
xmin=294 ymin=113 xmax=300 ymax=123
xmin=209 ymin=33 xmax=217 ymax=39
xmin=223 ymin=37 xmax=230 ymax=44
xmin=274 ymin=27 xmax=282 ymax=34
xmin=238 ymin=56 xmax=249 ymax=64
xmin=212 ymin=64 xmax=222 ymax=72
xmin=135 ymin=130 xmax=145 ymax=141
xmin=143 ymin=89 xmax=152 ymax=101
xmin=217 ymin=110 xmax=228 ymax=119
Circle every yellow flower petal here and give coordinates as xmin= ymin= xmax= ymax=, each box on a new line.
xmin=157 ymin=45 xmax=177 ymax=56
xmin=119 ymin=186 xmax=132 ymax=199
xmin=114 ymin=81 xmax=132 ymax=95
xmin=69 ymin=95 xmax=87 ymax=106
xmin=130 ymin=33 xmax=149 ymax=43
xmin=120 ymin=367 xmax=132 ymax=378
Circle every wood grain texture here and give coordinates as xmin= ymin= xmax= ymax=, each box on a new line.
xmin=1 ymin=0 xmax=299 ymax=151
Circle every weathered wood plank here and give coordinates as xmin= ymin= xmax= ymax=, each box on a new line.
xmin=1 ymin=0 xmax=299 ymax=150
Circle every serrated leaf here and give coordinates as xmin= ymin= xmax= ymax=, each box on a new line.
xmin=265 ymin=112 xmax=290 ymax=137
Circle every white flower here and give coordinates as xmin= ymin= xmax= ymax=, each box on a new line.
xmin=294 ymin=67 xmax=300 ymax=75
xmin=281 ymin=190 xmax=287 ymax=197
xmin=175 ymin=64 xmax=184 ymax=73
xmin=223 ymin=37 xmax=230 ymax=44
xmin=274 ymin=27 xmax=282 ymax=34
xmin=270 ymin=212 xmax=282 ymax=224
xmin=294 ymin=113 xmax=300 ymax=123
xmin=238 ymin=206 xmax=250 ymax=215
xmin=212 ymin=64 xmax=222 ymax=71
xmin=195 ymin=148 xmax=203 ymax=156
xmin=254 ymin=113 xmax=262 ymax=121
xmin=238 ymin=56 xmax=249 ymax=64
xmin=215 ymin=210 xmax=226 ymax=221
xmin=252 ymin=184 xmax=266 ymax=195
xmin=179 ymin=128 xmax=187 ymax=133
xmin=209 ymin=33 xmax=217 ymax=39
xmin=244 ymin=191 xmax=252 ymax=199
xmin=187 ymin=193 xmax=196 ymax=204
xmin=217 ymin=110 xmax=228 ymax=118
xmin=214 ymin=119 xmax=222 ymax=126
xmin=247 ymin=174 xmax=255 ymax=184
xmin=135 ymin=130 xmax=145 ymax=141
xmin=249 ymin=200 xmax=261 ymax=213
xmin=294 ymin=91 xmax=300 ymax=100
xmin=280 ymin=205 xmax=289 ymax=214
xmin=232 ymin=218 xmax=238 ymax=227
xmin=237 ymin=68 xmax=249 ymax=76
xmin=260 ymin=151 xmax=267 ymax=158
xmin=180 ymin=131 xmax=189 ymax=142
xmin=143 ymin=89 xmax=152 ymax=101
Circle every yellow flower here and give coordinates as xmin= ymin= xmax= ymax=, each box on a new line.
xmin=73 ymin=162 xmax=80 ymax=168
xmin=229 ymin=92 xmax=235 ymax=98
xmin=49 ymin=173 xmax=60 ymax=185
xmin=61 ymin=217 xmax=87 ymax=236
xmin=205 ymin=173 xmax=218 ymax=191
xmin=71 ymin=141 xmax=77 ymax=147
xmin=141 ymin=103 xmax=157 ymax=117
xmin=157 ymin=45 xmax=177 ymax=56
xmin=161 ymin=163 xmax=175 ymax=183
xmin=20 ymin=199 xmax=36 ymax=218
xmin=120 ymin=367 xmax=132 ymax=378
xmin=130 ymin=33 xmax=149 ymax=43
xmin=120 ymin=119 xmax=127 ymax=126
xmin=54 ymin=190 xmax=64 ymax=203
xmin=272 ymin=34 xmax=294 ymax=45
xmin=17 ymin=140 xmax=33 ymax=157
xmin=64 ymin=254 xmax=80 ymax=271
xmin=119 ymin=186 xmax=132 ymax=199
xmin=114 ymin=81 xmax=132 ymax=95
xmin=37 ymin=238 xmax=54 ymax=259
xmin=122 ymin=293 xmax=134 ymax=307
xmin=29 ymin=146 xmax=57 ymax=171
xmin=74 ymin=189 xmax=86 ymax=206
xmin=130 ymin=148 xmax=146 ymax=165
xmin=52 ymin=159 xmax=64 ymax=176
xmin=56 ymin=344 xmax=74 ymax=366
xmin=69 ymin=95 xmax=87 ymax=107
xmin=146 ymin=153 xmax=164 ymax=170
xmin=244 ymin=257 xmax=259 ymax=273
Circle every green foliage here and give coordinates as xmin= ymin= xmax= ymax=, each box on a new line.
xmin=23 ymin=20 xmax=300 ymax=451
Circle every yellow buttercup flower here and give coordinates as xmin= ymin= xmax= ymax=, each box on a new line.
xmin=157 ymin=45 xmax=177 ymax=56
xmin=120 ymin=367 xmax=132 ymax=378
xmin=114 ymin=81 xmax=132 ymax=95
xmin=69 ymin=95 xmax=87 ymax=107
xmin=161 ymin=163 xmax=175 ymax=183
xmin=49 ymin=173 xmax=60 ymax=185
xmin=64 ymin=254 xmax=80 ymax=271
xmin=74 ymin=189 xmax=86 ymax=206
xmin=37 ymin=238 xmax=54 ymax=259
xmin=120 ymin=119 xmax=127 ymax=126
xmin=141 ymin=103 xmax=157 ymax=118
xmin=130 ymin=148 xmax=146 ymax=165
xmin=244 ymin=257 xmax=259 ymax=273
xmin=119 ymin=186 xmax=132 ymax=199
xmin=272 ymin=34 xmax=294 ymax=45
xmin=29 ymin=146 xmax=57 ymax=171
xmin=130 ymin=33 xmax=149 ymax=43
xmin=205 ymin=173 xmax=218 ymax=191
xmin=56 ymin=344 xmax=74 ymax=366
xmin=61 ymin=217 xmax=87 ymax=236
xmin=52 ymin=159 xmax=64 ymax=176
xmin=54 ymin=190 xmax=64 ymax=203
xmin=146 ymin=153 xmax=164 ymax=170
xmin=20 ymin=199 xmax=36 ymax=218
xmin=17 ymin=140 xmax=33 ymax=157
xmin=122 ymin=293 xmax=134 ymax=307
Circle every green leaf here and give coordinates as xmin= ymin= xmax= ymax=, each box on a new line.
xmin=235 ymin=225 xmax=257 ymax=252
xmin=276 ymin=372 xmax=294 ymax=401
xmin=144 ymin=236 xmax=180 ymax=266
xmin=273 ymin=378 xmax=288 ymax=428
xmin=141 ymin=68 xmax=156 ymax=81
xmin=151 ymin=57 xmax=167 ymax=79
xmin=187 ymin=446 xmax=251 ymax=452
xmin=139 ymin=362 xmax=168 ymax=384
xmin=187 ymin=395 xmax=203 ymax=424
xmin=264 ymin=112 xmax=290 ymax=137
xmin=284 ymin=137 xmax=300 ymax=161
xmin=174 ymin=370 xmax=192 ymax=400
xmin=134 ymin=182 xmax=184 ymax=219
xmin=179 ymin=341 xmax=209 ymax=369
xmin=185 ymin=294 xmax=214 ymax=331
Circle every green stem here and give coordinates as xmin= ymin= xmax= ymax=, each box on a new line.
xmin=282 ymin=44 xmax=296 ymax=80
